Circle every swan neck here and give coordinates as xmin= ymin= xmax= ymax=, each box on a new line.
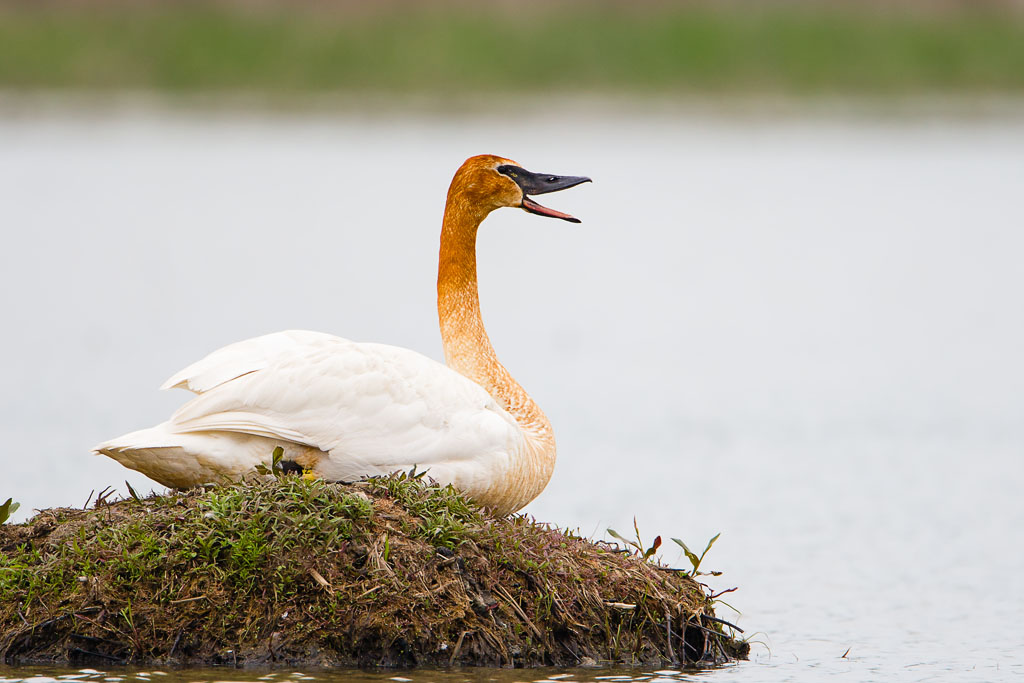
xmin=434 ymin=168 xmax=557 ymax=514
xmin=436 ymin=198 xmax=553 ymax=433
xmin=436 ymin=200 xmax=499 ymax=387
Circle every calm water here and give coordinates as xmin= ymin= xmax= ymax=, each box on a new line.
xmin=4 ymin=666 xmax=732 ymax=683
xmin=1 ymin=105 xmax=1023 ymax=681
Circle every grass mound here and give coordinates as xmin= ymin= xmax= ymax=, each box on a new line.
xmin=0 ymin=475 xmax=746 ymax=668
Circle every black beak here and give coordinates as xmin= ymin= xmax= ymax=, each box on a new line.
xmin=497 ymin=164 xmax=591 ymax=223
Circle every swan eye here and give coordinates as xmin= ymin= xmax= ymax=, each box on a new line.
xmin=546 ymin=176 xmax=556 ymax=182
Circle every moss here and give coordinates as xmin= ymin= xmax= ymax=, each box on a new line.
xmin=0 ymin=474 xmax=746 ymax=668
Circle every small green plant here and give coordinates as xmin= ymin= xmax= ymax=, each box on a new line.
xmin=0 ymin=498 xmax=19 ymax=524
xmin=607 ymin=517 xmax=662 ymax=561
xmin=120 ymin=597 xmax=135 ymax=631
xmin=366 ymin=469 xmax=483 ymax=549
xmin=672 ymin=533 xmax=722 ymax=576
xmin=125 ymin=480 xmax=143 ymax=502
xmin=254 ymin=446 xmax=286 ymax=478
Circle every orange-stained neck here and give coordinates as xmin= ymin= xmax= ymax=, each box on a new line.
xmin=436 ymin=158 xmax=556 ymax=512
xmin=436 ymin=181 xmax=551 ymax=435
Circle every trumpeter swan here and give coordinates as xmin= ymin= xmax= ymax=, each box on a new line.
xmin=93 ymin=154 xmax=590 ymax=515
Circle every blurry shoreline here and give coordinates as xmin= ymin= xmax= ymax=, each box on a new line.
xmin=2 ymin=3 xmax=1023 ymax=97
xmin=3 ymin=90 xmax=1024 ymax=123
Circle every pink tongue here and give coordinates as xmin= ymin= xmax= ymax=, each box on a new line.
xmin=523 ymin=197 xmax=578 ymax=221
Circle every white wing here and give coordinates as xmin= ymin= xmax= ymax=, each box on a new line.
xmin=159 ymin=330 xmax=523 ymax=484
xmin=161 ymin=329 xmax=334 ymax=393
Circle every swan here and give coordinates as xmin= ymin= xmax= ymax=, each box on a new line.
xmin=93 ymin=154 xmax=590 ymax=515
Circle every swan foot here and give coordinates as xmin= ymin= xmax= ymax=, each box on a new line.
xmin=278 ymin=460 xmax=304 ymax=476
xmin=268 ymin=457 xmax=321 ymax=483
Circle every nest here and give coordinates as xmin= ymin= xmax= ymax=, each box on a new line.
xmin=0 ymin=475 xmax=747 ymax=668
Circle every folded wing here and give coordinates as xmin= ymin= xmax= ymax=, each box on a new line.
xmin=158 ymin=330 xmax=523 ymax=482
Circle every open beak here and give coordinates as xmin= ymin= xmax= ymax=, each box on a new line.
xmin=498 ymin=164 xmax=591 ymax=223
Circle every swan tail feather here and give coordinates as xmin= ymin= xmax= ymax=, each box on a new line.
xmin=92 ymin=423 xmax=303 ymax=489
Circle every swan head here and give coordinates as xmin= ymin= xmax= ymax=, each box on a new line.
xmin=452 ymin=154 xmax=591 ymax=223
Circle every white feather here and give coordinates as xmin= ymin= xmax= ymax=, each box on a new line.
xmin=95 ymin=330 xmax=525 ymax=494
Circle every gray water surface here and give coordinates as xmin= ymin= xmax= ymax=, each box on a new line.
xmin=5 ymin=666 xmax=730 ymax=683
xmin=1 ymin=107 xmax=1023 ymax=681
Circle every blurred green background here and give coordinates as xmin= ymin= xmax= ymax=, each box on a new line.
xmin=2 ymin=0 xmax=1023 ymax=97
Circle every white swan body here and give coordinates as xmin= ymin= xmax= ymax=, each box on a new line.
xmin=96 ymin=330 xmax=524 ymax=498
xmin=93 ymin=155 xmax=589 ymax=514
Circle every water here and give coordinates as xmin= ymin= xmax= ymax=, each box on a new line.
xmin=3 ymin=666 xmax=733 ymax=683
xmin=1 ymin=104 xmax=1023 ymax=681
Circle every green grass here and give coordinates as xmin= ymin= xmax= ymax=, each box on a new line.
xmin=0 ymin=478 xmax=372 ymax=608
xmin=0 ymin=4 xmax=1023 ymax=95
